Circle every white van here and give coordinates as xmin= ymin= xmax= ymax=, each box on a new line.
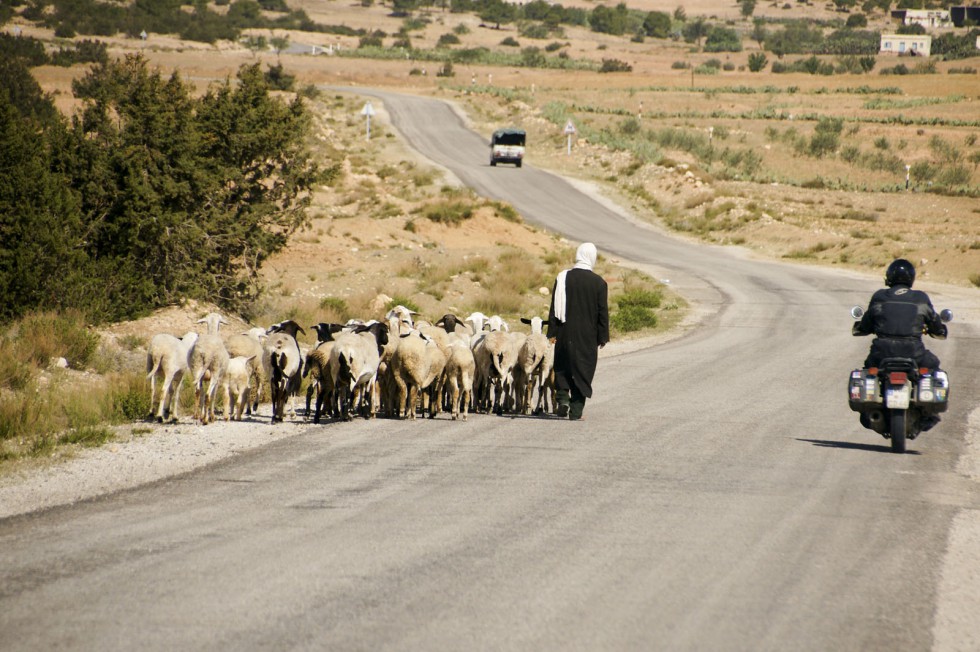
xmin=490 ymin=128 xmax=526 ymax=168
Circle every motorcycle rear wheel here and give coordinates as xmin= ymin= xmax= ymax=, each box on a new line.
xmin=890 ymin=410 xmax=907 ymax=454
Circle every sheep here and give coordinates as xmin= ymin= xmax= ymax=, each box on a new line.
xmin=516 ymin=317 xmax=550 ymax=415
xmin=385 ymin=305 xmax=417 ymax=331
xmin=223 ymin=355 xmax=256 ymax=421
xmin=189 ymin=312 xmax=231 ymax=425
xmin=225 ymin=330 xmax=267 ymax=417
xmin=303 ymin=344 xmax=335 ymax=423
xmin=328 ymin=322 xmax=389 ymax=421
xmin=536 ymin=344 xmax=556 ymax=415
xmin=266 ymin=320 xmax=306 ymax=423
xmin=420 ymin=335 xmax=448 ymax=419
xmin=481 ymin=329 xmax=521 ymax=415
xmin=304 ymin=323 xmax=344 ymax=421
xmin=145 ymin=331 xmax=198 ymax=423
xmin=391 ymin=330 xmax=431 ymax=420
xmin=444 ymin=339 xmax=476 ymax=421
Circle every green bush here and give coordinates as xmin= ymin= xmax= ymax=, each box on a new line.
xmin=599 ymin=58 xmax=632 ymax=73
xmin=611 ymin=305 xmax=658 ymax=332
xmin=107 ymin=373 xmax=152 ymax=422
xmin=618 ymin=288 xmax=663 ymax=310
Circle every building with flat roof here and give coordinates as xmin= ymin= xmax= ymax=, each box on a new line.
xmin=880 ymin=34 xmax=932 ymax=57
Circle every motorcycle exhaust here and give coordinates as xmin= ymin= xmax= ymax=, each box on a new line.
xmin=868 ymin=409 xmax=884 ymax=425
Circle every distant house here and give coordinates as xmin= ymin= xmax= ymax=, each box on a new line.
xmin=880 ymin=34 xmax=932 ymax=57
xmin=890 ymin=9 xmax=952 ymax=28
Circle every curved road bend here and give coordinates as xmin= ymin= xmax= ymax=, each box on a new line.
xmin=1 ymin=89 xmax=978 ymax=652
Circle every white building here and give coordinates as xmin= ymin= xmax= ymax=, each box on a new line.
xmin=902 ymin=10 xmax=952 ymax=28
xmin=880 ymin=34 xmax=932 ymax=57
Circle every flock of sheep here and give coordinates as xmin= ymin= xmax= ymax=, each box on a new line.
xmin=145 ymin=307 xmax=558 ymax=426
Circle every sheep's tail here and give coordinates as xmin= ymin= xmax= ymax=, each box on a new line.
xmin=146 ymin=352 xmax=161 ymax=379
xmin=493 ymin=351 xmax=506 ymax=377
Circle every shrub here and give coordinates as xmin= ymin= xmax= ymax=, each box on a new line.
xmin=501 ymin=36 xmax=520 ymax=47
xmin=599 ymin=58 xmax=632 ymax=73
xmin=107 ymin=372 xmax=152 ymax=422
xmin=618 ymin=288 xmax=663 ymax=310
xmin=612 ymin=305 xmax=658 ymax=332
xmin=436 ymin=61 xmax=455 ymax=77
xmin=14 ymin=310 xmax=100 ymax=369
xmin=422 ymin=200 xmax=474 ymax=225
xmin=437 ymin=33 xmax=460 ymax=47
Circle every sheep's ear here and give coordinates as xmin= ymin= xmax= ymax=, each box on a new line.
xmin=435 ymin=319 xmax=444 ymax=326
xmin=220 ymin=317 xmax=229 ymax=324
xmin=197 ymin=317 xmax=207 ymax=324
xmin=520 ymin=318 xmax=532 ymax=325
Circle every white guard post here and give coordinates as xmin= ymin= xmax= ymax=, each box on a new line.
xmin=361 ymin=101 xmax=376 ymax=141
xmin=564 ymin=120 xmax=576 ymax=155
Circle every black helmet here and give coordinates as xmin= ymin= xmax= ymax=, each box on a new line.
xmin=885 ymin=258 xmax=916 ymax=287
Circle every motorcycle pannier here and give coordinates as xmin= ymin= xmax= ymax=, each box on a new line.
xmin=916 ymin=370 xmax=950 ymax=413
xmin=847 ymin=369 xmax=881 ymax=412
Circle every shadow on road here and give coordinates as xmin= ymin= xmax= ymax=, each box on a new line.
xmin=797 ymin=438 xmax=921 ymax=455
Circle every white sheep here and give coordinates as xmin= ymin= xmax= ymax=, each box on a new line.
xmin=189 ymin=312 xmax=230 ymax=425
xmin=305 ymin=323 xmax=344 ymax=422
xmin=266 ymin=320 xmax=306 ymax=424
xmin=391 ymin=330 xmax=432 ymax=420
xmin=444 ymin=339 xmax=476 ymax=421
xmin=328 ymin=322 xmax=388 ymax=421
xmin=223 ymin=355 xmax=256 ymax=421
xmin=145 ymin=331 xmax=198 ymax=423
xmin=516 ymin=317 xmax=550 ymax=415
xmin=225 ymin=330 xmax=267 ymax=417
xmin=480 ymin=328 xmax=520 ymax=415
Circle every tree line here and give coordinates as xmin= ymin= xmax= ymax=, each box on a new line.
xmin=0 ymin=54 xmax=323 ymax=325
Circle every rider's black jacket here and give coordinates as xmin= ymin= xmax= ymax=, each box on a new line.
xmin=853 ymin=284 xmax=946 ymax=368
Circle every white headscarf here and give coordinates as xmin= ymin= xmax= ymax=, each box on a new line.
xmin=553 ymin=243 xmax=598 ymax=323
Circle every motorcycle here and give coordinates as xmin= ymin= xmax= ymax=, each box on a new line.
xmin=847 ymin=306 xmax=953 ymax=453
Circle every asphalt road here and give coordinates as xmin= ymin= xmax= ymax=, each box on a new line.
xmin=1 ymin=90 xmax=978 ymax=652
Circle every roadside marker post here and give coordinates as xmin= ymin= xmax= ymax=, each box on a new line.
xmin=564 ymin=120 xmax=576 ymax=156
xmin=361 ymin=101 xmax=376 ymax=141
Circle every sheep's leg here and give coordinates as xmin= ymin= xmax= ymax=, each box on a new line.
xmin=461 ymin=385 xmax=471 ymax=421
xmin=223 ymin=383 xmax=232 ymax=421
xmin=313 ymin=383 xmax=326 ymax=424
xmin=449 ymin=377 xmax=460 ymax=421
xmin=407 ymin=385 xmax=418 ymax=421
xmin=170 ymin=372 xmax=183 ymax=422
xmin=394 ymin=374 xmax=409 ymax=419
xmin=305 ymin=381 xmax=316 ymax=420
xmin=155 ymin=373 xmax=171 ymax=422
xmin=148 ymin=370 xmax=159 ymax=420
xmin=429 ymin=379 xmax=444 ymax=419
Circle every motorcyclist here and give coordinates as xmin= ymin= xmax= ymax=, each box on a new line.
xmin=852 ymin=258 xmax=947 ymax=431
xmin=852 ymin=258 xmax=946 ymax=369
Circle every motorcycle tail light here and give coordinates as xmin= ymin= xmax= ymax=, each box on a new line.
xmin=889 ymin=372 xmax=908 ymax=385
xmin=919 ymin=367 xmax=930 ymax=375
xmin=868 ymin=367 xmax=879 ymax=376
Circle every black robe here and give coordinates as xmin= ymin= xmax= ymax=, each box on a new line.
xmin=546 ymin=268 xmax=610 ymax=398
